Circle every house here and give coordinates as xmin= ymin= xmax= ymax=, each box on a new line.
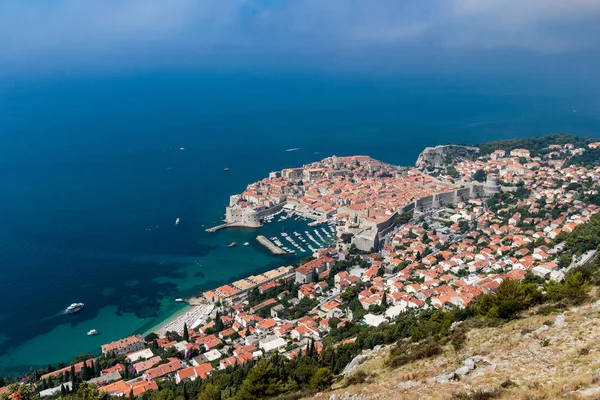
xmin=126 ymin=349 xmax=155 ymax=364
xmin=295 ymin=257 xmax=334 ymax=284
xmin=100 ymin=379 xmax=158 ymax=397
xmin=291 ymin=325 xmax=316 ymax=340
xmin=175 ymin=364 xmax=213 ymax=384
xmin=320 ymin=300 xmax=342 ymax=317
xmin=259 ymin=336 xmax=288 ymax=352
xmin=143 ymin=358 xmax=183 ymax=380
xmin=334 ymin=271 xmax=349 ymax=283
xmin=101 ymin=335 xmax=146 ymax=356
xmin=133 ymin=356 xmax=162 ymax=374
xmin=274 ymin=322 xmax=294 ymax=337
xmin=363 ymin=313 xmax=387 ymax=327
xmin=270 ymin=304 xmax=285 ymax=318
xmin=510 ymin=148 xmax=530 ymax=158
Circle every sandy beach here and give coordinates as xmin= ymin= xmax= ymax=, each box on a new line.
xmin=152 ymin=301 xmax=215 ymax=336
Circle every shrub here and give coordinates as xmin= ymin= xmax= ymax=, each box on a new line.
xmin=452 ymin=389 xmax=503 ymax=400
xmin=345 ymin=370 xmax=368 ymax=386
xmin=389 ymin=340 xmax=442 ymax=368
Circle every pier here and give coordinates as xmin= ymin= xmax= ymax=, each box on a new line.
xmin=205 ymin=222 xmax=264 ymax=233
xmin=256 ymin=235 xmax=287 ymax=255
xmin=205 ymin=223 xmax=230 ymax=233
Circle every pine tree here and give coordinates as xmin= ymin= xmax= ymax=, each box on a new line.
xmin=183 ymin=322 xmax=190 ymax=342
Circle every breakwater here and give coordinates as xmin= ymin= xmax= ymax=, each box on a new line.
xmin=205 ymin=222 xmax=263 ymax=233
xmin=256 ymin=235 xmax=287 ymax=255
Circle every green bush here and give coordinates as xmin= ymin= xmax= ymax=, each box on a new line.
xmin=388 ymin=340 xmax=442 ymax=368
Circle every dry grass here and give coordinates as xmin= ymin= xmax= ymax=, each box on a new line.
xmin=311 ymin=297 xmax=600 ymax=400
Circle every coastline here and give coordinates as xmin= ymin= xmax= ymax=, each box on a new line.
xmin=146 ymin=218 xmax=336 ymax=337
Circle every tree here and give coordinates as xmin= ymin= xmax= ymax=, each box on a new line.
xmin=60 ymin=384 xmax=67 ymax=397
xmin=545 ymin=271 xmax=590 ymax=305
xmin=235 ymin=359 xmax=285 ymax=400
xmin=381 ymin=292 xmax=388 ymax=311
xmin=394 ymin=212 xmax=412 ymax=225
xmin=309 ymin=368 xmax=333 ymax=391
xmin=144 ymin=332 xmax=159 ymax=342
xmin=214 ymin=311 xmax=224 ymax=333
xmin=198 ymin=383 xmax=221 ymax=400
xmin=473 ymin=169 xmax=487 ymax=182
xmin=341 ymin=233 xmax=354 ymax=244
xmin=558 ymin=253 xmax=573 ymax=269
xmin=94 ymin=360 xmax=101 ymax=378
xmin=70 ymin=365 xmax=77 ymax=386
xmin=183 ymin=322 xmax=190 ymax=342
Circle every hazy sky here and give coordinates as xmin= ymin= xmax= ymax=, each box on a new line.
xmin=1 ymin=0 xmax=600 ymax=76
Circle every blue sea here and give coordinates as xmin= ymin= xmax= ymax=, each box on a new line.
xmin=0 ymin=71 xmax=599 ymax=376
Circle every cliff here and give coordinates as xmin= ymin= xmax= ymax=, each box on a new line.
xmin=415 ymin=145 xmax=479 ymax=169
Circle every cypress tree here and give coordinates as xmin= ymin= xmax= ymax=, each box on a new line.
xmin=129 ymin=388 xmax=134 ymax=398
xmin=70 ymin=365 xmax=76 ymax=384
xmin=381 ymin=292 xmax=388 ymax=310
xmin=82 ymin=359 xmax=89 ymax=381
xmin=214 ymin=311 xmax=224 ymax=332
xmin=60 ymin=384 xmax=66 ymax=396
xmin=94 ymin=360 xmax=101 ymax=377
xmin=183 ymin=322 xmax=190 ymax=342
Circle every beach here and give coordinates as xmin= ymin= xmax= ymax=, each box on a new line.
xmin=154 ymin=302 xmax=215 ymax=336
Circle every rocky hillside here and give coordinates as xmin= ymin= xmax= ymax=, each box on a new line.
xmin=311 ymin=297 xmax=600 ymax=400
xmin=415 ymin=145 xmax=479 ymax=169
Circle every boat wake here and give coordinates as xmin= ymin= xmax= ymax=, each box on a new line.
xmin=286 ymin=147 xmax=302 ymax=152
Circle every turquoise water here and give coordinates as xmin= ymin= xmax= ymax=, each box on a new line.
xmin=0 ymin=72 xmax=599 ymax=376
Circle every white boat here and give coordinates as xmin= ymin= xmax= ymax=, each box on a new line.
xmin=175 ymin=298 xmax=184 ymax=302
xmin=175 ymin=217 xmax=180 ymax=225
xmin=65 ymin=303 xmax=84 ymax=314
xmin=87 ymin=329 xmax=98 ymax=336
xmin=243 ymin=242 xmax=250 ymax=246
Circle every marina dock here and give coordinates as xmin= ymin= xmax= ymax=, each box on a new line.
xmin=256 ymin=235 xmax=287 ymax=255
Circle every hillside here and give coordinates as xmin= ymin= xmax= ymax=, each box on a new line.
xmin=312 ymin=295 xmax=600 ymax=400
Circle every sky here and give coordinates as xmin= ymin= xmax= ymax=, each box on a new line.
xmin=0 ymin=0 xmax=600 ymax=77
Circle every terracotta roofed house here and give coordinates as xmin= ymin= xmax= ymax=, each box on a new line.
xmin=101 ymin=335 xmax=146 ymax=356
